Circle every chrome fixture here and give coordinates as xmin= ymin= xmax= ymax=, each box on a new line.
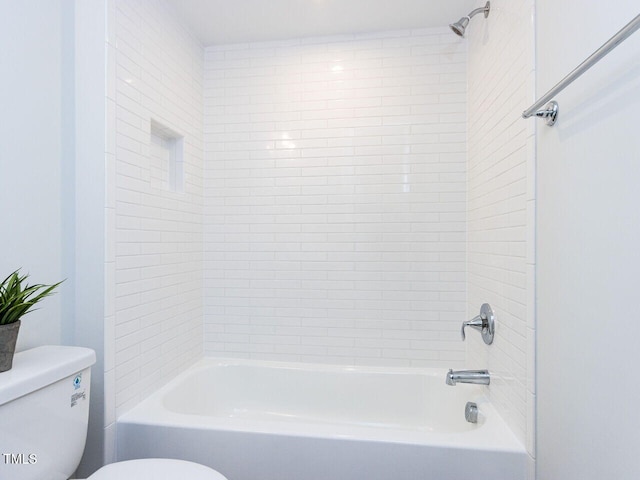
xmin=465 ymin=402 xmax=479 ymax=423
xmin=461 ymin=303 xmax=495 ymax=345
xmin=449 ymin=1 xmax=490 ymax=37
xmin=446 ymin=369 xmax=490 ymax=386
xmin=523 ymin=13 xmax=640 ymax=126
xmin=531 ymin=101 xmax=559 ymax=126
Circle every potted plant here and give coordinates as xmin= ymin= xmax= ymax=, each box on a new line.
xmin=0 ymin=270 xmax=63 ymax=372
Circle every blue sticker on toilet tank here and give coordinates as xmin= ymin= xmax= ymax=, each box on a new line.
xmin=70 ymin=374 xmax=86 ymax=407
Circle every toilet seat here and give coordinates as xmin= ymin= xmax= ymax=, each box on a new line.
xmin=86 ymin=458 xmax=228 ymax=479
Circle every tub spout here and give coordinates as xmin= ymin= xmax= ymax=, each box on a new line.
xmin=446 ymin=369 xmax=490 ymax=386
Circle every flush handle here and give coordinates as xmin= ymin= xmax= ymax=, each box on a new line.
xmin=461 ymin=303 xmax=495 ymax=345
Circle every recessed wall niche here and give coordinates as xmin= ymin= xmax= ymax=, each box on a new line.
xmin=149 ymin=119 xmax=184 ymax=193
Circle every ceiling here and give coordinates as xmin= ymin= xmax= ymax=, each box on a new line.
xmin=165 ymin=0 xmax=477 ymax=46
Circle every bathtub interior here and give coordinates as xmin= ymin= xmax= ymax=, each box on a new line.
xmin=162 ymin=362 xmax=483 ymax=433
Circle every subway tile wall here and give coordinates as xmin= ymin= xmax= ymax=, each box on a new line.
xmin=203 ymin=28 xmax=468 ymax=366
xmin=105 ymin=0 xmax=204 ymax=428
xmin=465 ymin=0 xmax=536 ymax=475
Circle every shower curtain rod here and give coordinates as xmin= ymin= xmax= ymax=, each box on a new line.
xmin=522 ymin=13 xmax=640 ymax=126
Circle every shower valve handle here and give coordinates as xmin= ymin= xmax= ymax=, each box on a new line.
xmin=461 ymin=303 xmax=495 ymax=345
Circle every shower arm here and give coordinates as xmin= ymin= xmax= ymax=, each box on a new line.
xmin=468 ymin=4 xmax=490 ymax=20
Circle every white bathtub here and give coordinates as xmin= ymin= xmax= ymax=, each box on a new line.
xmin=117 ymin=358 xmax=526 ymax=480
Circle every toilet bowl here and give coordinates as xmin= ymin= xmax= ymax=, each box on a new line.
xmin=0 ymin=346 xmax=227 ymax=480
xmin=86 ymin=458 xmax=228 ymax=479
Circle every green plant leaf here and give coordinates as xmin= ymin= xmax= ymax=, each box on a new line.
xmin=0 ymin=270 xmax=63 ymax=325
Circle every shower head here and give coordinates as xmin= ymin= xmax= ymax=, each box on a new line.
xmin=449 ymin=1 xmax=490 ymax=37
xmin=450 ymin=16 xmax=470 ymax=37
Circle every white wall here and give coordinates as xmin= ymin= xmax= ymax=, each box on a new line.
xmin=0 ymin=0 xmax=67 ymax=349
xmin=536 ymin=3 xmax=640 ymax=480
xmin=74 ymin=0 xmax=107 ymax=474
xmin=105 ymin=0 xmax=204 ymax=452
xmin=0 ymin=1 xmax=108 ymax=475
xmin=466 ymin=0 xmax=536 ymax=476
xmin=203 ymin=28 xmax=468 ymax=366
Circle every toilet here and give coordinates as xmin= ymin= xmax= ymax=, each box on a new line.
xmin=0 ymin=345 xmax=227 ymax=480
xmin=86 ymin=458 xmax=226 ymax=479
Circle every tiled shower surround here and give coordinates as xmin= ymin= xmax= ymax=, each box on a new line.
xmin=203 ymin=29 xmax=468 ymax=366
xmin=466 ymin=0 xmax=535 ymax=471
xmin=106 ymin=0 xmax=534 ymax=471
xmin=107 ymin=0 xmax=204 ymax=422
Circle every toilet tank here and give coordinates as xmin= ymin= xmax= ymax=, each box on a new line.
xmin=0 ymin=345 xmax=96 ymax=480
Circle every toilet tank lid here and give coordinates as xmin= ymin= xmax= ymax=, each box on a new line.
xmin=0 ymin=345 xmax=96 ymax=406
